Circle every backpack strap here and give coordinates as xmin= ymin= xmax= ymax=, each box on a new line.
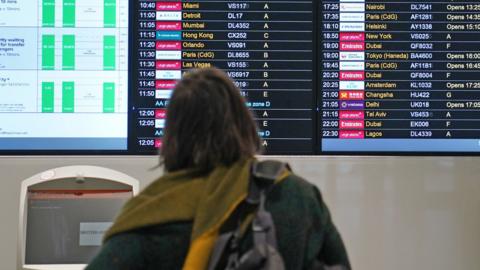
xmin=235 ymin=160 xmax=287 ymax=270
xmin=207 ymin=231 xmax=236 ymax=270
xmin=207 ymin=160 xmax=288 ymax=270
xmin=246 ymin=160 xmax=288 ymax=205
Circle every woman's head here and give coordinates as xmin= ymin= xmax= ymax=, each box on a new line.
xmin=160 ymin=68 xmax=261 ymax=174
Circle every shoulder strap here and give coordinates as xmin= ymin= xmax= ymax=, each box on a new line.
xmin=207 ymin=231 xmax=236 ymax=270
xmin=235 ymin=160 xmax=287 ymax=270
xmin=252 ymin=160 xmax=287 ymax=181
xmin=246 ymin=160 xmax=288 ymax=205
xmin=207 ymin=160 xmax=288 ymax=270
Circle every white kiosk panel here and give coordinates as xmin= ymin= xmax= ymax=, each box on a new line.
xmin=18 ymin=166 xmax=139 ymax=270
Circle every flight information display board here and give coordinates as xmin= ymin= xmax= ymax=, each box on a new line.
xmin=320 ymin=1 xmax=480 ymax=153
xmin=132 ymin=0 xmax=315 ymax=154
xmin=3 ymin=0 xmax=480 ymax=155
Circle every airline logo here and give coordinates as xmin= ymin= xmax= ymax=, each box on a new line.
xmin=155 ymin=119 xmax=166 ymax=129
xmin=340 ymin=3 xmax=365 ymax=12
xmin=155 ymin=139 xmax=163 ymax=149
xmin=340 ymin=120 xmax=364 ymax=129
xmin=155 ymin=109 xmax=167 ymax=119
xmin=340 ymin=81 xmax=364 ymax=90
xmin=340 ymin=23 xmax=365 ymax=32
xmin=340 ymin=111 xmax=365 ymax=119
xmin=156 ymin=60 xmax=181 ymax=70
xmin=156 ymin=11 xmax=182 ymax=21
xmin=156 ymin=70 xmax=182 ymax=80
xmin=156 ymin=50 xmax=182 ymax=60
xmin=340 ymin=71 xmax=365 ymax=80
xmin=156 ymin=31 xmax=182 ymax=40
xmin=340 ymin=100 xmax=364 ymax=110
xmin=339 ymin=131 xmax=364 ymax=139
xmin=156 ymin=89 xmax=173 ymax=99
xmin=340 ymin=32 xmax=365 ymax=41
xmin=156 ymin=41 xmax=182 ymax=50
xmin=339 ymin=91 xmax=364 ymax=100
xmin=340 ymin=13 xmax=365 ymax=22
xmin=340 ymin=52 xmax=365 ymax=61
xmin=340 ymin=61 xmax=365 ymax=71
xmin=156 ymin=22 xmax=182 ymax=31
xmin=156 ymin=80 xmax=177 ymax=89
xmin=156 ymin=2 xmax=182 ymax=11
xmin=340 ymin=42 xmax=364 ymax=51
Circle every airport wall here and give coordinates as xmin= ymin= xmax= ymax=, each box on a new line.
xmin=1 ymin=156 xmax=479 ymax=270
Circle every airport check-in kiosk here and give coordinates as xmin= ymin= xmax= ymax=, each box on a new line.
xmin=18 ymin=166 xmax=139 ymax=270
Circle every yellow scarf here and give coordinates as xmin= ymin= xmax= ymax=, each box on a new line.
xmin=104 ymin=158 xmax=289 ymax=270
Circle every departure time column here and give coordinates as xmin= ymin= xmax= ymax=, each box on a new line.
xmin=320 ymin=0 xmax=341 ymax=140
xmin=135 ymin=0 xmax=159 ymax=152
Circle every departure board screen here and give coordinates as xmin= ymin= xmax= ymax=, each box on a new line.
xmin=132 ymin=0 xmax=315 ymax=154
xmin=320 ymin=1 xmax=480 ymax=153
xmin=4 ymin=0 xmax=480 ymax=155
